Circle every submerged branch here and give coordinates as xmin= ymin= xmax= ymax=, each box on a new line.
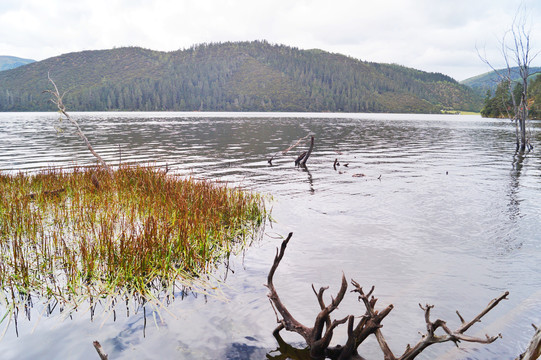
xmin=268 ymin=134 xmax=313 ymax=165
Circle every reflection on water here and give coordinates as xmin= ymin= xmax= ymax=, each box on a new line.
xmin=1 ymin=112 xmax=541 ymax=359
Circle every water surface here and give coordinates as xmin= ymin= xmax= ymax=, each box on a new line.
xmin=1 ymin=112 xmax=540 ymax=359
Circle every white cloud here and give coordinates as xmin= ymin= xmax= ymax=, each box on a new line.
xmin=1 ymin=0 xmax=540 ymax=80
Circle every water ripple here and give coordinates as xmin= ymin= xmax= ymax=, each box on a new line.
xmin=1 ymin=112 xmax=541 ymax=359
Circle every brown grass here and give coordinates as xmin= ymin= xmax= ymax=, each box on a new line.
xmin=0 ymin=165 xmax=266 ymax=329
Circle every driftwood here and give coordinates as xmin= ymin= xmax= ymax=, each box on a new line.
xmin=517 ymin=324 xmax=541 ymax=360
xmin=266 ymin=233 xmax=509 ymax=359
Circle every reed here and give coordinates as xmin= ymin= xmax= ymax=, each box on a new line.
xmin=0 ymin=165 xmax=266 ymax=330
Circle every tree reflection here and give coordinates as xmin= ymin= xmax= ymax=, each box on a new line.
xmin=300 ymin=166 xmax=315 ymax=194
xmin=501 ymin=151 xmax=526 ymax=253
xmin=509 ymin=151 xmax=525 ymax=222
xmin=266 ymin=327 xmax=311 ymax=360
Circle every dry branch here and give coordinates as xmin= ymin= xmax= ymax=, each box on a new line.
xmin=266 ymin=233 xmax=509 ymax=360
xmin=93 ymin=340 xmax=108 ymax=360
xmin=44 ymin=74 xmax=114 ymax=178
xmin=397 ymin=292 xmax=507 ymax=360
xmin=267 ymin=134 xmax=313 ymax=165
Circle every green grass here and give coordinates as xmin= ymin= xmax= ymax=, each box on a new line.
xmin=0 ymin=165 xmax=266 ymax=330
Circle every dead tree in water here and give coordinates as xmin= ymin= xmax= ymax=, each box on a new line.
xmin=478 ymin=5 xmax=539 ymax=152
xmin=44 ymin=74 xmax=114 ymax=178
xmin=266 ymin=233 xmax=508 ymax=360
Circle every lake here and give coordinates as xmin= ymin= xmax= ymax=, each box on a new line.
xmin=1 ymin=112 xmax=540 ymax=359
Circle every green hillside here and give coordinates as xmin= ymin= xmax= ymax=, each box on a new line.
xmin=0 ymin=56 xmax=35 ymax=71
xmin=461 ymin=66 xmax=541 ymax=96
xmin=0 ymin=41 xmax=482 ymax=112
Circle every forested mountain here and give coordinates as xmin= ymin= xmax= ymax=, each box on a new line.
xmin=481 ymin=73 xmax=541 ymax=119
xmin=0 ymin=41 xmax=482 ymax=113
xmin=461 ymin=66 xmax=541 ymax=97
xmin=0 ymin=56 xmax=35 ymax=71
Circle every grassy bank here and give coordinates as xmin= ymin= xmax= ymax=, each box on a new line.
xmin=0 ymin=165 xmax=266 ymax=327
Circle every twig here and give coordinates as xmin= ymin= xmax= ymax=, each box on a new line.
xmin=93 ymin=340 xmax=108 ymax=360
xmin=283 ymin=134 xmax=311 ymax=155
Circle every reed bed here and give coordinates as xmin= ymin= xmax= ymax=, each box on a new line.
xmin=0 ymin=165 xmax=266 ymax=331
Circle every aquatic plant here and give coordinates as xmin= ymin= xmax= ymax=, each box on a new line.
xmin=0 ymin=165 xmax=266 ymax=335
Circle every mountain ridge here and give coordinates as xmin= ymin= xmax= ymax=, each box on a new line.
xmin=0 ymin=41 xmax=482 ymax=113
xmin=461 ymin=66 xmax=541 ymax=96
xmin=0 ymin=55 xmax=35 ymax=71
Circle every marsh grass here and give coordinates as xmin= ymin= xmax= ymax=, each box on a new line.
xmin=0 ymin=165 xmax=266 ymax=335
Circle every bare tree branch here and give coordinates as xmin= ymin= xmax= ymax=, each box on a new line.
xmin=398 ymin=292 xmax=508 ymax=360
xmin=44 ymin=74 xmax=114 ymax=178
xmin=456 ymin=291 xmax=509 ymax=333
xmin=477 ymin=4 xmax=536 ymax=151
xmin=268 ymin=134 xmax=312 ymax=165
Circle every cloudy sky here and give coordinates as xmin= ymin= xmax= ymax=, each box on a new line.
xmin=1 ymin=0 xmax=540 ymax=81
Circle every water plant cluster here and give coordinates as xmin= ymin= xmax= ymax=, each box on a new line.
xmin=0 ymin=165 xmax=266 ymax=332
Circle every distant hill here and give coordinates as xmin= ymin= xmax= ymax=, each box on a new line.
xmin=0 ymin=56 xmax=35 ymax=71
xmin=0 ymin=41 xmax=482 ymax=112
xmin=461 ymin=66 xmax=541 ymax=96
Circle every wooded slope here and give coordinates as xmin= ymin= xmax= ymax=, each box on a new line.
xmin=461 ymin=66 xmax=541 ymax=97
xmin=0 ymin=41 xmax=482 ymax=112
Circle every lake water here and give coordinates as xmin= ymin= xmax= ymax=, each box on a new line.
xmin=1 ymin=112 xmax=540 ymax=359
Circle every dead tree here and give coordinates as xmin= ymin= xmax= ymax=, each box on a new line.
xmin=44 ymin=74 xmax=114 ymax=178
xmin=478 ymin=6 xmax=539 ymax=152
xmin=266 ymin=233 xmax=508 ymax=359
